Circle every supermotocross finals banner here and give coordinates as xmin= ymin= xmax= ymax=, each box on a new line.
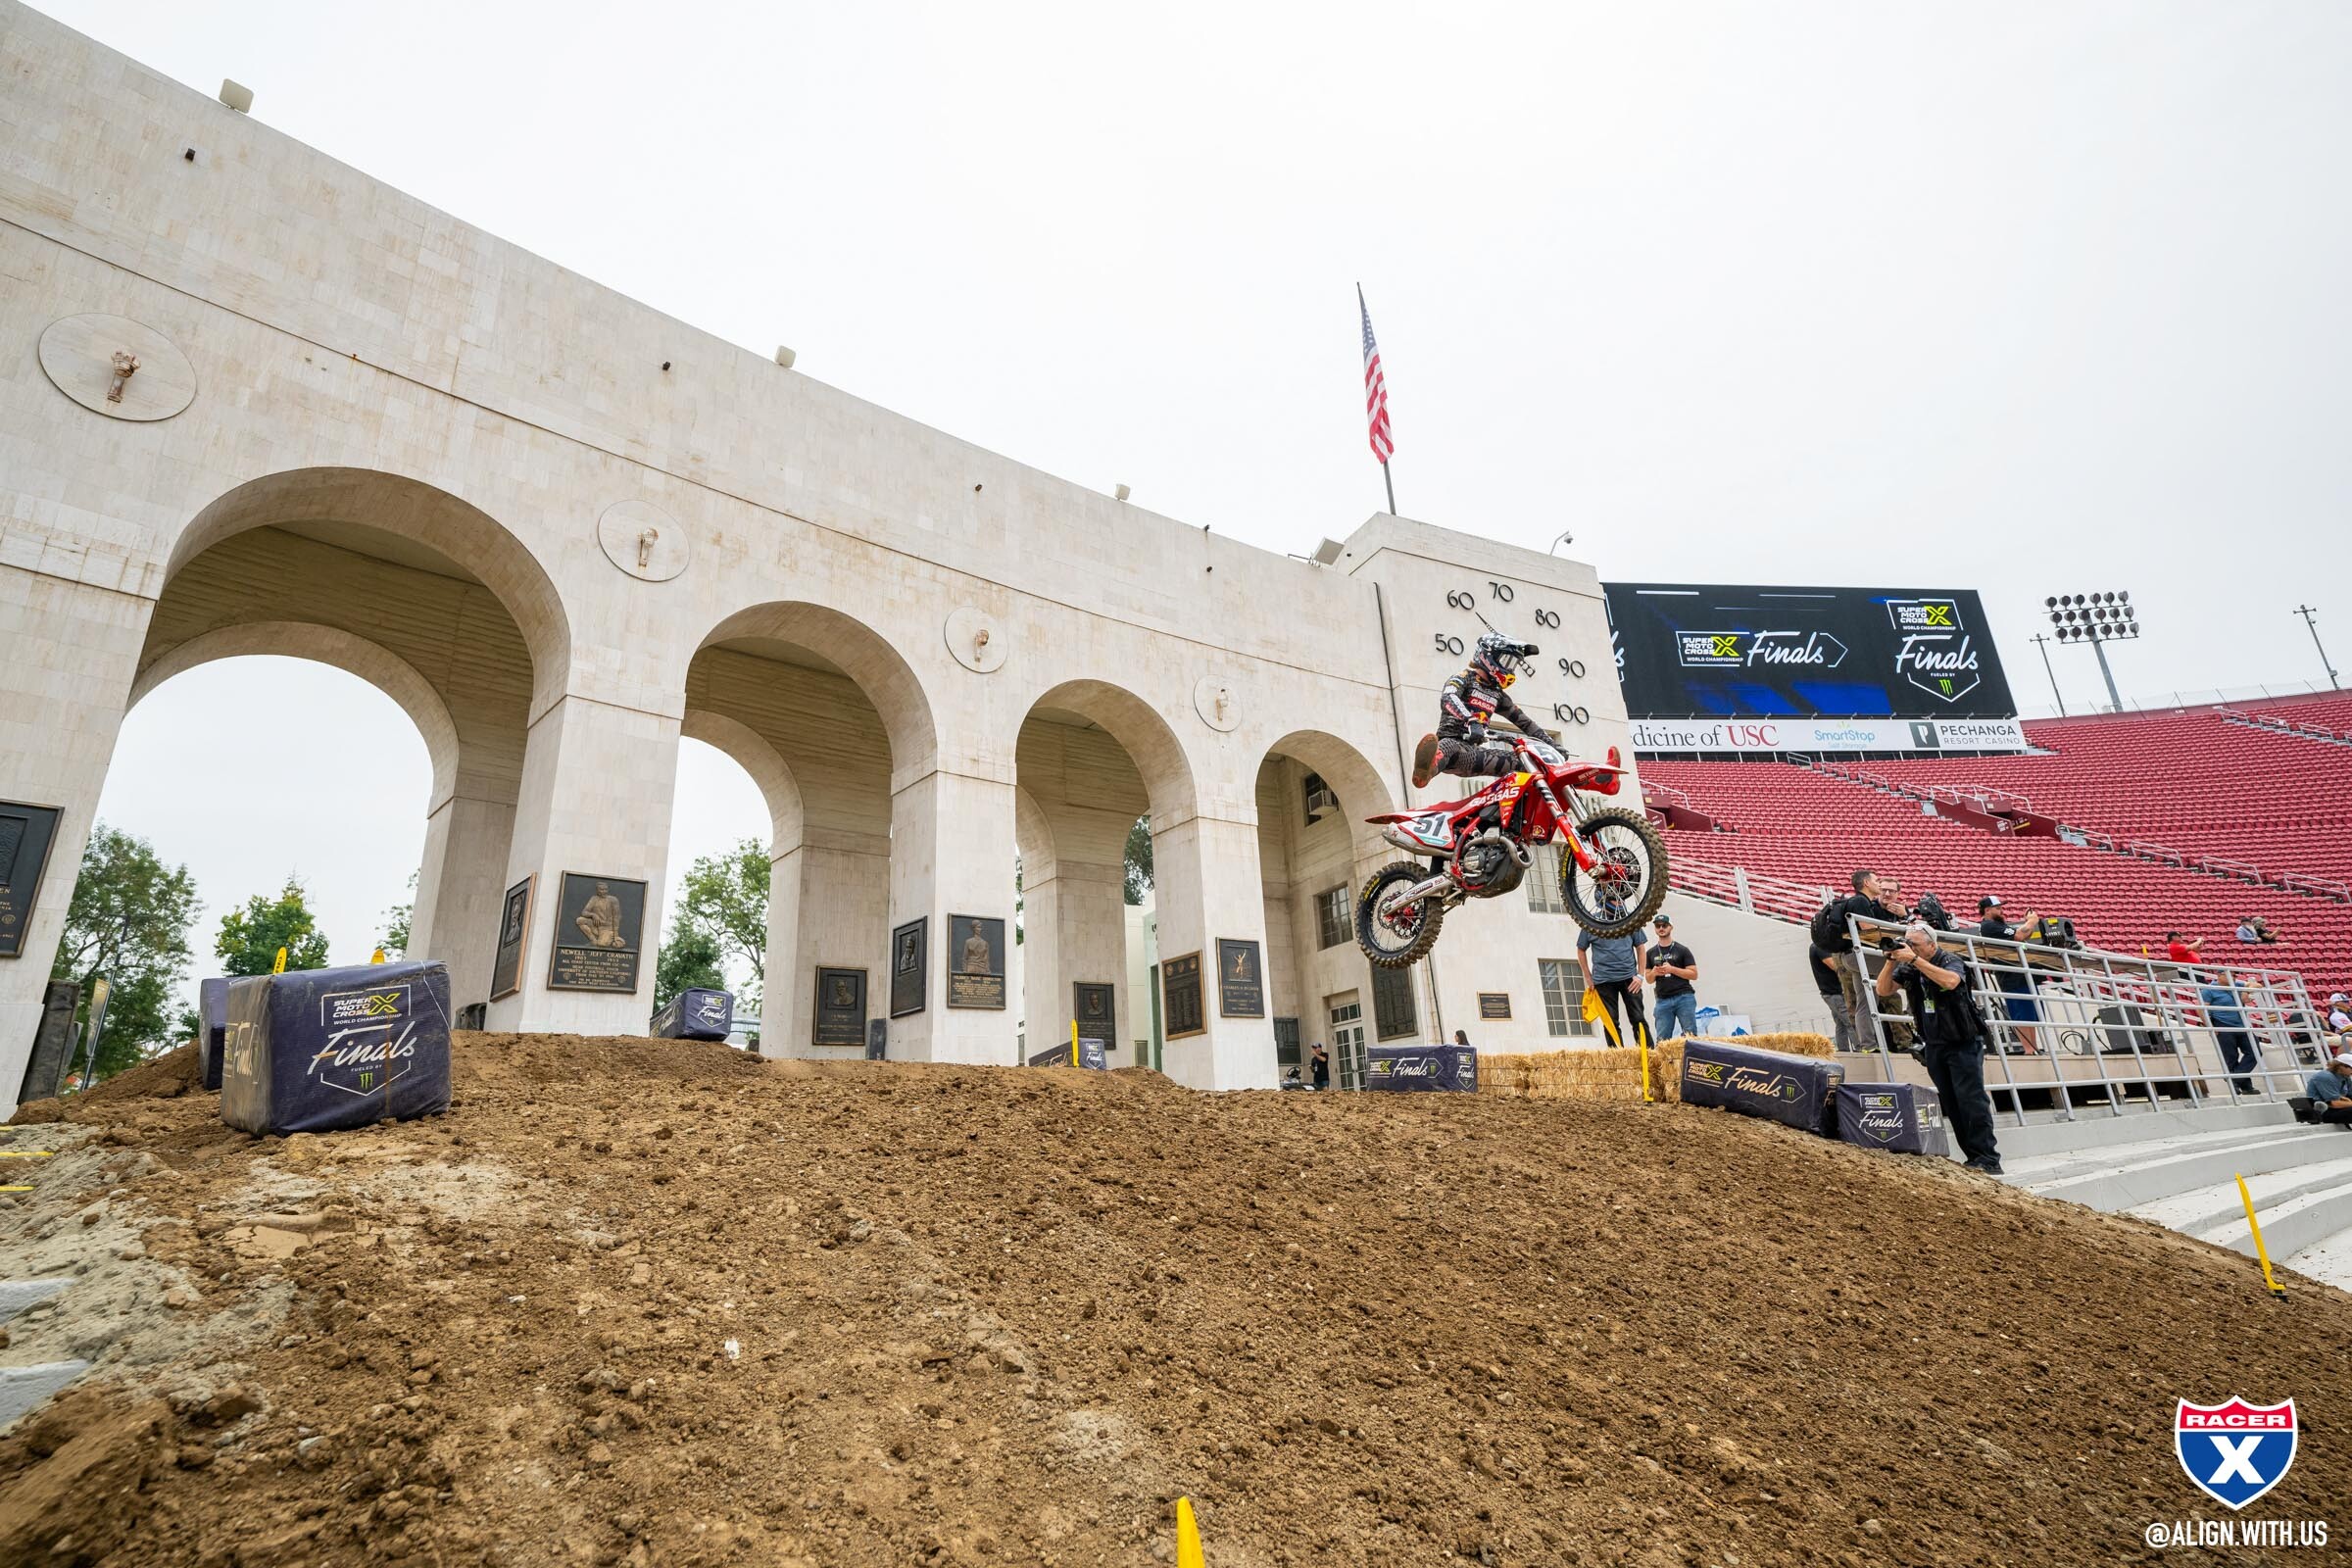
xmin=1605 ymin=583 xmax=2022 ymax=747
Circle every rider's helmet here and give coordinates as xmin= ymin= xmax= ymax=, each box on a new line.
xmin=1471 ymin=632 xmax=1536 ymax=689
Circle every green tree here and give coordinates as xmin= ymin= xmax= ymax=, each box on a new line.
xmin=217 ymin=878 xmax=332 ymax=976
xmin=1123 ymin=815 xmax=1153 ymax=906
xmin=669 ymin=839 xmax=768 ymax=1009
xmin=49 ymin=824 xmax=200 ymax=1079
xmin=379 ymin=869 xmax=417 ymax=958
xmin=654 ymin=924 xmax=725 ymax=1009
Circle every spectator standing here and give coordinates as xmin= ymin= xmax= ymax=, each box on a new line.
xmin=1874 ymin=922 xmax=2002 ymax=1174
xmin=1808 ymin=940 xmax=1853 ymax=1052
xmin=2166 ymin=931 xmax=2204 ymax=963
xmin=1451 ymin=1029 xmax=1470 ymax=1047
xmin=1310 ymin=1041 xmax=1331 ymax=1091
xmin=1644 ymin=913 xmax=1700 ymax=1041
xmin=1823 ymin=870 xmax=1908 ymax=1047
xmin=2305 ymin=1050 xmax=2352 ymax=1126
xmin=2198 ymin=980 xmax=2259 ymax=1096
xmin=1577 ymin=922 xmax=1649 ymax=1050
xmin=1976 ymin=896 xmax=2040 ymax=1054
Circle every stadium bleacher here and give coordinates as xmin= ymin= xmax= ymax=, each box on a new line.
xmin=1639 ymin=690 xmax=2352 ymax=1003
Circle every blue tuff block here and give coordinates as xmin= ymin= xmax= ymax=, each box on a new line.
xmin=197 ymin=978 xmax=227 ymax=1091
xmin=1836 ymin=1083 xmax=1949 ymax=1157
xmin=220 ymin=961 xmax=452 ymax=1136
xmin=1679 ymin=1039 xmax=1843 ymax=1135
xmin=651 ymin=988 xmax=734 ymax=1042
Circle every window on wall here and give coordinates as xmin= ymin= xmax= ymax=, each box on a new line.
xmin=1371 ymin=963 xmax=1418 ymax=1041
xmin=1314 ymin=884 xmax=1349 ymax=950
xmin=1302 ymin=772 xmax=1338 ymax=824
xmin=1526 ymin=845 xmax=1566 ymax=913
xmin=1539 ymin=958 xmax=1594 ymax=1038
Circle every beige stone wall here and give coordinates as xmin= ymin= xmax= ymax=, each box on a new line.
xmin=0 ymin=4 xmax=1637 ymax=1105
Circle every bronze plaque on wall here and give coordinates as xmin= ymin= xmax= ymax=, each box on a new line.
xmin=488 ymin=875 xmax=534 ymax=1001
xmin=1216 ymin=938 xmax=1264 ymax=1018
xmin=1073 ymin=981 xmax=1114 ymax=1036
xmin=1162 ymin=952 xmax=1204 ymax=1040
xmin=1478 ymin=992 xmax=1512 ymax=1020
xmin=547 ymin=872 xmax=647 ymax=992
xmin=0 ymin=802 xmax=63 ymax=960
xmin=946 ymin=914 xmax=1006 ymax=1009
xmin=889 ymin=917 xmax=927 ymax=1017
xmin=813 ymin=966 xmax=868 ymax=1047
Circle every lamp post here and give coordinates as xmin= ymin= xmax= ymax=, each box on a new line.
xmin=2029 ymin=632 xmax=2066 ymax=716
xmin=2044 ymin=591 xmax=2139 ymax=712
xmin=2294 ymin=604 xmax=2339 ymax=690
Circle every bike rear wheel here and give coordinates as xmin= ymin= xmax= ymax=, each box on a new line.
xmin=1356 ymin=860 xmax=1446 ymax=968
xmin=1558 ymin=807 xmax=1668 ymax=938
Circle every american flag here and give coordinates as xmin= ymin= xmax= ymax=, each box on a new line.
xmin=1358 ymin=285 xmax=1394 ymax=464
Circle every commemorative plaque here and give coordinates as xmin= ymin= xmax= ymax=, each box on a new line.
xmin=813 ymin=966 xmax=868 ymax=1047
xmin=889 ymin=917 xmax=928 ymax=1017
xmin=1074 ymin=981 xmax=1114 ymax=1036
xmin=945 ymin=914 xmax=1006 ymax=1009
xmin=546 ymin=872 xmax=647 ymax=992
xmin=1216 ymin=938 xmax=1264 ymax=1018
xmin=865 ymin=1018 xmax=888 ymax=1060
xmin=0 ymin=802 xmax=63 ymax=960
xmin=488 ymin=875 xmax=534 ymax=1001
xmin=1162 ymin=952 xmax=1204 ymax=1040
xmin=1478 ymin=992 xmax=1513 ymax=1020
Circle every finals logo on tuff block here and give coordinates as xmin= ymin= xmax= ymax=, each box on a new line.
xmin=2176 ymin=1398 xmax=2297 ymax=1510
xmin=312 ymin=983 xmax=419 ymax=1097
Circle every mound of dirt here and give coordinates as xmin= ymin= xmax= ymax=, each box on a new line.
xmin=3 ymin=1031 xmax=2347 ymax=1567
xmin=11 ymin=1044 xmax=202 ymax=1125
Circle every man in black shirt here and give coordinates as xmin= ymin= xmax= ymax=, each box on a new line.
xmin=1644 ymin=913 xmax=1700 ymax=1040
xmin=1808 ymin=941 xmax=1853 ymax=1052
xmin=1976 ymin=895 xmax=2040 ymax=1054
xmin=1875 ymin=922 xmax=2001 ymax=1173
xmin=1829 ymin=869 xmax=1908 ymax=1048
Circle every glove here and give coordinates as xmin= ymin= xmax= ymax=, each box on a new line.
xmin=1464 ymin=724 xmax=1489 ymax=746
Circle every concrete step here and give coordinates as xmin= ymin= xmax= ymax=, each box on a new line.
xmin=2008 ymin=1125 xmax=2348 ymax=1212
xmin=2283 ymin=1223 xmax=2352 ymax=1293
xmin=1989 ymin=1100 xmax=2295 ymax=1163
xmin=0 ymin=1278 xmax=72 ymax=1324
xmin=0 ymin=1360 xmax=90 ymax=1429
xmin=2199 ymin=1174 xmax=2352 ymax=1264
xmin=2127 ymin=1157 xmax=2352 ymax=1238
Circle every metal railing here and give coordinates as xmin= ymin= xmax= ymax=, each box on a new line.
xmin=1839 ymin=918 xmax=2330 ymax=1125
xmin=1668 ymin=856 xmax=1833 ymax=925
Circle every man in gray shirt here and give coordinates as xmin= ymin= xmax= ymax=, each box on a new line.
xmin=1578 ymin=924 xmax=1648 ymax=1048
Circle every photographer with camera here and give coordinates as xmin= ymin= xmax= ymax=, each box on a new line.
xmin=1874 ymin=921 xmax=2002 ymax=1175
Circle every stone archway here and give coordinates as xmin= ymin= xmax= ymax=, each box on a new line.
xmin=676 ymin=710 xmax=806 ymax=1053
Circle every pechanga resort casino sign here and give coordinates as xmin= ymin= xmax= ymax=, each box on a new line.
xmin=1606 ymin=583 xmax=2018 ymax=726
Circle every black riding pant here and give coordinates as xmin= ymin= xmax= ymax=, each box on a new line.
xmin=1922 ymin=1040 xmax=2000 ymax=1166
xmin=1437 ymin=738 xmax=1520 ymax=779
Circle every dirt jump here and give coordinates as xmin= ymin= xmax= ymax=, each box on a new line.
xmin=2 ymin=1034 xmax=2346 ymax=1566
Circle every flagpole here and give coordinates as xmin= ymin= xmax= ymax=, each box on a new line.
xmin=1381 ymin=461 xmax=1396 ymax=516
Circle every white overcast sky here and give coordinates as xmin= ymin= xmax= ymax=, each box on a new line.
xmin=57 ymin=0 xmax=2351 ymax=988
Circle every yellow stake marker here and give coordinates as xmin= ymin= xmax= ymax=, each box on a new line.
xmin=0 ymin=1151 xmax=55 ymax=1158
xmin=1071 ymin=1019 xmax=1081 ymax=1068
xmin=1174 ymin=1496 xmax=1204 ymax=1568
xmin=272 ymin=946 xmax=288 ymax=974
xmin=0 ymin=1185 xmax=33 ymax=1193
xmin=2235 ymin=1173 xmax=2288 ymax=1301
xmin=369 ymin=947 xmax=387 ymax=964
xmin=1639 ymin=1028 xmax=1654 ymax=1103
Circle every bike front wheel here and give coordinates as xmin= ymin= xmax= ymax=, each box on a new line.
xmin=1558 ymin=808 xmax=1668 ymax=938
xmin=1355 ymin=861 xmax=1446 ymax=968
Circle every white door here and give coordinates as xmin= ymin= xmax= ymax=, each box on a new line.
xmin=1329 ymin=997 xmax=1367 ymax=1091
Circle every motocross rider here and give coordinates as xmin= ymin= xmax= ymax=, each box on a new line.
xmin=1411 ymin=632 xmax=1554 ymax=791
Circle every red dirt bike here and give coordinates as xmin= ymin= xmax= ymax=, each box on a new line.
xmin=1355 ymin=731 xmax=1667 ymax=967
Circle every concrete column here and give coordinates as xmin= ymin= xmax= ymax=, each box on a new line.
xmin=1152 ymin=812 xmax=1280 ymax=1091
xmin=411 ymin=791 xmax=515 ymax=1009
xmin=888 ymin=769 xmax=1020 ymax=1065
xmin=1055 ymin=860 xmax=1132 ymax=1059
xmin=0 ymin=567 xmax=153 ymax=1114
xmin=773 ymin=839 xmax=888 ymax=1058
xmin=485 ymin=695 xmax=680 ymax=1036
xmin=758 ymin=843 xmax=802 ymax=1057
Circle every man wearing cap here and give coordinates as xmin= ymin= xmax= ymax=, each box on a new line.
xmin=2303 ymin=1049 xmax=2352 ymax=1126
xmin=1643 ymin=913 xmax=1700 ymax=1041
xmin=2328 ymin=994 xmax=2352 ymax=1034
xmin=1976 ymin=896 xmax=2040 ymax=1054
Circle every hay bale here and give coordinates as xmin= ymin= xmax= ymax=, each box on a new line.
xmin=1482 ymin=1032 xmax=1831 ymax=1103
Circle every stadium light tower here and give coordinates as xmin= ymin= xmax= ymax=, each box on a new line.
xmin=2044 ymin=591 xmax=2139 ymax=712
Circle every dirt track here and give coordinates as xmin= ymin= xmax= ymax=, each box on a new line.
xmin=3 ymin=1035 xmax=2348 ymax=1567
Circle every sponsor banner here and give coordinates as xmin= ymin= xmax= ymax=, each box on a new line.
xmin=1627 ymin=714 xmax=2027 ymax=754
xmin=1606 ymin=582 xmax=2019 ymax=722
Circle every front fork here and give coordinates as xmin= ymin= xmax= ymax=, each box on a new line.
xmin=1540 ymin=781 xmax=1599 ymax=872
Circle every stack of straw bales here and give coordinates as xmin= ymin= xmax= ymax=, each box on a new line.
xmin=1486 ymin=1033 xmax=1834 ymax=1102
